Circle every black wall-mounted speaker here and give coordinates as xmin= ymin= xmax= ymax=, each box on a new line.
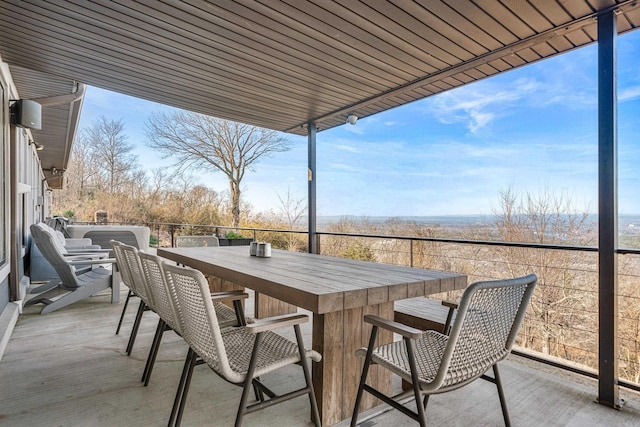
xmin=10 ymin=99 xmax=42 ymax=130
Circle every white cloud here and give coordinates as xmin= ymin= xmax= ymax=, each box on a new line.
xmin=426 ymin=78 xmax=540 ymax=134
xmin=334 ymin=144 xmax=361 ymax=153
xmin=620 ymin=85 xmax=640 ymax=102
xmin=469 ymin=110 xmax=494 ymax=133
xmin=330 ymin=162 xmax=362 ymax=172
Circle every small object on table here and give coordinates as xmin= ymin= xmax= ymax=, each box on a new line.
xmin=256 ymin=242 xmax=271 ymax=257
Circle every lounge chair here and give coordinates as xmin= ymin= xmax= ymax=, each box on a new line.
xmin=25 ymin=223 xmax=119 ymax=314
xmin=29 ymin=222 xmax=105 ymax=282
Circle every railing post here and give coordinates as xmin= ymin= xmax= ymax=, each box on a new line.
xmin=410 ymin=239 xmax=414 ymax=267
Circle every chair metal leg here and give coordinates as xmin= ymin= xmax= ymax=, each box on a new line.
xmin=233 ymin=299 xmax=247 ymax=326
xmin=168 ymin=349 xmax=192 ymax=427
xmin=116 ymin=290 xmax=134 ymax=335
xmin=493 ymin=364 xmax=511 ymax=427
xmin=142 ymin=318 xmax=166 ymax=385
xmin=405 ymin=338 xmax=427 ymax=427
xmin=352 ymin=331 xmax=429 ymax=427
xmin=350 ymin=325 xmax=379 ymax=427
xmin=252 ymin=379 xmax=265 ymax=402
xmin=294 ymin=324 xmax=321 ymax=427
xmin=232 ymin=296 xmax=257 ymax=404
xmin=126 ymin=300 xmax=147 ymax=356
xmin=235 ymin=332 xmax=264 ymax=427
xmin=250 ymin=378 xmax=277 ymax=402
xmin=169 ymin=348 xmax=197 ymax=427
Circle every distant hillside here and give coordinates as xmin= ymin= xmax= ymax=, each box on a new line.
xmin=313 ymin=214 xmax=640 ymax=248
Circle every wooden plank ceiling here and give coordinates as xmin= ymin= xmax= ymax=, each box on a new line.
xmin=1 ymin=1 xmax=639 ymax=157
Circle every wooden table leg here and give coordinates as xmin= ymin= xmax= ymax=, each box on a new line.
xmin=254 ymin=292 xmax=297 ymax=318
xmin=207 ymin=277 xmax=296 ymax=318
xmin=207 ymin=276 xmax=246 ymax=310
xmin=207 ymin=276 xmax=245 ymax=293
xmin=312 ymin=302 xmax=393 ymax=426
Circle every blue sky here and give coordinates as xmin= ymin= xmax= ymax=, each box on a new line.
xmin=77 ymin=30 xmax=640 ymax=217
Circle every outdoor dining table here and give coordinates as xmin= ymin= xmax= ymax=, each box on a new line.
xmin=157 ymin=246 xmax=467 ymax=426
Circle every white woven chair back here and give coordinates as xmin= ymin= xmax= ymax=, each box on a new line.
xmin=138 ymin=252 xmax=181 ymax=334
xmin=436 ymin=274 xmax=537 ymax=389
xmin=120 ymin=242 xmax=154 ymax=309
xmin=111 ymin=241 xmax=134 ymax=291
xmin=163 ymin=263 xmax=230 ymax=375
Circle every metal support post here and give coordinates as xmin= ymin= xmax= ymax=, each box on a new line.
xmin=597 ymin=10 xmax=619 ymax=409
xmin=307 ymin=122 xmax=318 ymax=254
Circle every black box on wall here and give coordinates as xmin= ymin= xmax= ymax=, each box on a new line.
xmin=10 ymin=99 xmax=42 ymax=130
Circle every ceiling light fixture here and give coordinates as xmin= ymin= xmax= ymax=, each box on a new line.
xmin=29 ymin=140 xmax=45 ymax=151
xmin=346 ymin=114 xmax=358 ymax=125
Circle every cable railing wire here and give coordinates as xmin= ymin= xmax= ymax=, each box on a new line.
xmin=76 ymin=221 xmax=640 ymax=391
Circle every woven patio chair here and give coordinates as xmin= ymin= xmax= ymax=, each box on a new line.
xmin=163 ymin=263 xmax=321 ymax=427
xmin=112 ymin=240 xmax=137 ymax=336
xmin=137 ymin=251 xmax=249 ymax=386
xmin=117 ymin=241 xmax=157 ymax=356
xmin=351 ymin=274 xmax=537 ymax=427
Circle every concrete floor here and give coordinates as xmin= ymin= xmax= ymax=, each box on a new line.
xmin=1 ymin=287 xmax=640 ymax=427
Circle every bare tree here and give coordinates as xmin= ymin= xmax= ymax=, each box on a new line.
xmin=277 ymin=188 xmax=306 ymax=228
xmin=145 ymin=111 xmax=291 ymax=228
xmin=493 ymin=187 xmax=595 ymax=360
xmin=53 ymin=133 xmax=96 ymax=210
xmin=276 ymin=188 xmax=306 ymax=250
xmin=82 ymin=116 xmax=137 ymax=193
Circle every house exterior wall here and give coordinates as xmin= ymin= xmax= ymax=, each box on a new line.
xmin=1 ymin=58 xmax=10 ymax=321
xmin=0 ymin=56 xmax=47 ymax=361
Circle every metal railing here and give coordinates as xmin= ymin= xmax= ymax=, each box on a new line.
xmin=73 ymin=220 xmax=640 ymax=390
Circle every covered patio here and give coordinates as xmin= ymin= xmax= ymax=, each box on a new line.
xmin=1 ymin=1 xmax=640 ymax=425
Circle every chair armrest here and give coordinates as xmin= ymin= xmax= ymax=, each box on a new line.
xmin=364 ymin=315 xmax=423 ymax=340
xmin=246 ymin=314 xmax=308 ymax=334
xmin=210 ymin=291 xmax=249 ymax=304
xmin=66 ymin=245 xmax=102 ymax=250
xmin=68 ymin=258 xmax=116 ymax=266
xmin=442 ymin=300 xmax=458 ymax=309
xmin=441 ymin=300 xmax=458 ymax=335
xmin=65 ymin=248 xmax=109 ymax=253
xmin=64 ymin=252 xmax=108 ymax=260
xmin=64 ymin=238 xmax=95 ymax=248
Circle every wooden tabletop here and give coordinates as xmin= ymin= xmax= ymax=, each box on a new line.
xmin=157 ymin=246 xmax=467 ymax=314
